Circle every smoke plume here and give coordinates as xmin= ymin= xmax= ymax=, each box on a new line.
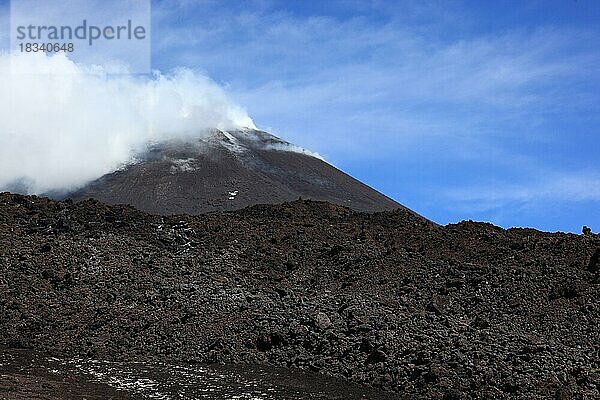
xmin=0 ymin=52 xmax=255 ymax=194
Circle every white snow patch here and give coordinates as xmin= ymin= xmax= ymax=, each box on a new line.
xmin=219 ymin=131 xmax=248 ymax=154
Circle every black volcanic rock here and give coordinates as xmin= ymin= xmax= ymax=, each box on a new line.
xmin=0 ymin=193 xmax=599 ymax=399
xmin=65 ymin=129 xmax=408 ymax=215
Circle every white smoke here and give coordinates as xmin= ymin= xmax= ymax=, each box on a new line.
xmin=0 ymin=52 xmax=256 ymax=194
xmin=262 ymin=142 xmax=325 ymax=161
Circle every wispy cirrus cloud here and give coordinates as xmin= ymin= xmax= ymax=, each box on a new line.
xmin=152 ymin=4 xmax=599 ymax=153
xmin=445 ymin=172 xmax=600 ymax=205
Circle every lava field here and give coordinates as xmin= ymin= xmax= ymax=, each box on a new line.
xmin=0 ymin=193 xmax=598 ymax=399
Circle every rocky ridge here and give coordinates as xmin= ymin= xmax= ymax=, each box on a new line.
xmin=0 ymin=193 xmax=599 ymax=399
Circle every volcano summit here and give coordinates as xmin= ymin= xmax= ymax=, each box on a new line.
xmin=65 ymin=129 xmax=407 ymax=215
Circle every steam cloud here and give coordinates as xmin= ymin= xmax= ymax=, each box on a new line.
xmin=0 ymin=52 xmax=256 ymax=194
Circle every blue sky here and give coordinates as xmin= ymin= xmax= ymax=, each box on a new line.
xmin=1 ymin=0 xmax=599 ymax=232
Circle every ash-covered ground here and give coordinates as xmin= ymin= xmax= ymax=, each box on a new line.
xmin=0 ymin=193 xmax=598 ymax=399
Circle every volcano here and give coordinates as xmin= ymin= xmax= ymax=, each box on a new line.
xmin=65 ymin=129 xmax=406 ymax=215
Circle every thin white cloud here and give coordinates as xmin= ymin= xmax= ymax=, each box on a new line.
xmin=152 ymin=8 xmax=599 ymax=158
xmin=444 ymin=172 xmax=600 ymax=205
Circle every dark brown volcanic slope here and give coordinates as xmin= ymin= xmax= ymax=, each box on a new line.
xmin=66 ymin=129 xmax=406 ymax=215
xmin=1 ymin=194 xmax=599 ymax=399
